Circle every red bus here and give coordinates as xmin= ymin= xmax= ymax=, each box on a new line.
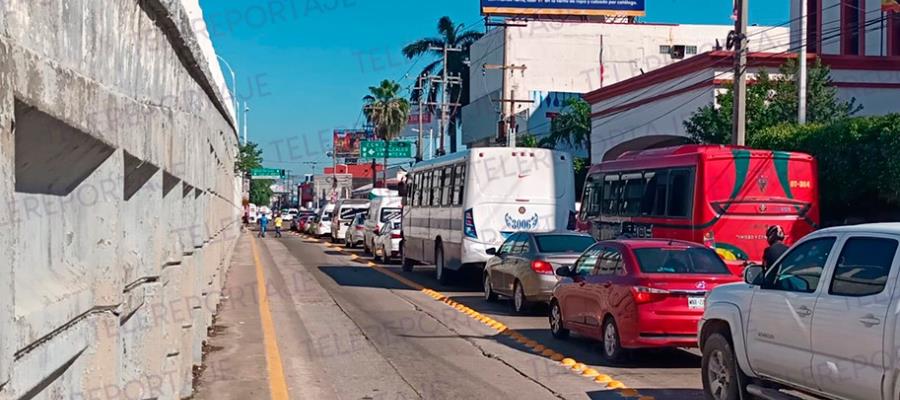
xmin=577 ymin=145 xmax=819 ymax=274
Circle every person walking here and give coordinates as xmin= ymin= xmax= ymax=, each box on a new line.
xmin=762 ymin=225 xmax=788 ymax=271
xmin=258 ymin=212 xmax=269 ymax=238
xmin=274 ymin=213 xmax=283 ymax=238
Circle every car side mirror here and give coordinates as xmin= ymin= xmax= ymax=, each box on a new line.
xmin=486 ymin=248 xmax=497 ymax=256
xmin=744 ymin=264 xmax=764 ymax=285
xmin=555 ymin=266 xmax=572 ymax=277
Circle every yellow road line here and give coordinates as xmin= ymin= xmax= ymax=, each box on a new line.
xmin=249 ymin=235 xmax=290 ymax=400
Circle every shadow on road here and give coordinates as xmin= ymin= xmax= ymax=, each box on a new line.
xmin=586 ymin=388 xmax=704 ymax=400
xmin=318 ymin=265 xmax=415 ymax=290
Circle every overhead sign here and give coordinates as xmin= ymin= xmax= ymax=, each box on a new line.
xmin=481 ymin=0 xmax=646 ymax=17
xmin=333 ymin=129 xmax=374 ymax=158
xmin=408 ymin=112 xmax=432 ymax=125
xmin=250 ymin=168 xmax=285 ymax=180
xmin=361 ymin=141 xmax=413 ymax=159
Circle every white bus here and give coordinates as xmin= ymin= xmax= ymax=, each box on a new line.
xmin=401 ymin=148 xmax=576 ymax=283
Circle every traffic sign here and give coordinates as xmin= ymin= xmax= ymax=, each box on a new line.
xmin=360 ymin=141 xmax=413 ymax=159
xmin=250 ymin=168 xmax=285 ymax=180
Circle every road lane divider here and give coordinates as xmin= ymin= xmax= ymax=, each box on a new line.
xmin=249 ymin=235 xmax=291 ymax=400
xmin=313 ymin=239 xmax=652 ymax=399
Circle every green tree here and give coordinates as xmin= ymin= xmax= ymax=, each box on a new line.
xmin=363 ymin=79 xmax=411 ymax=185
xmin=402 ymin=16 xmax=483 ymax=154
xmin=685 ymin=59 xmax=862 ymax=144
xmin=542 ymin=98 xmax=592 ymax=157
xmin=235 ymin=142 xmax=263 ymax=174
xmin=517 ymin=134 xmax=539 ymax=148
xmin=249 ymin=179 xmax=273 ymax=206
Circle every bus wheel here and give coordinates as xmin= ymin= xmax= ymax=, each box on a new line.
xmin=435 ymin=244 xmax=450 ymax=285
xmin=401 ymin=243 xmax=414 ymax=272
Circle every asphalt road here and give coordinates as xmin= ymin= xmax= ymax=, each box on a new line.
xmin=199 ymin=231 xmax=706 ymax=400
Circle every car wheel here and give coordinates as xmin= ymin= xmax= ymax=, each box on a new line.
xmin=401 ymin=243 xmax=414 ymax=272
xmin=511 ymin=281 xmax=530 ymax=314
xmin=549 ymin=300 xmax=569 ymax=339
xmin=483 ymin=273 xmax=498 ymax=302
xmin=435 ymin=244 xmax=450 ymax=285
xmin=702 ymin=333 xmax=746 ymax=400
xmin=601 ymin=317 xmax=625 ymax=363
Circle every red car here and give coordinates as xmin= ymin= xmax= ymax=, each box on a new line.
xmin=549 ymin=239 xmax=740 ymax=361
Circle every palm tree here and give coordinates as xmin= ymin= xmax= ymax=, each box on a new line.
xmin=543 ymin=98 xmax=592 ymax=157
xmin=402 ymin=16 xmax=483 ymax=154
xmin=363 ymin=79 xmax=410 ymax=186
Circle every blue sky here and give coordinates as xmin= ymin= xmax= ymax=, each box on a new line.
xmin=199 ymin=0 xmax=788 ymax=175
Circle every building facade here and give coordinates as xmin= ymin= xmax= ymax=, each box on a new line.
xmin=462 ymin=21 xmax=791 ymax=148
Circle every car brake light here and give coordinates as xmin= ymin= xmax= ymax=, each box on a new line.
xmin=374 ymin=224 xmax=381 ymax=235
xmin=531 ymin=260 xmax=554 ymax=275
xmin=464 ymin=209 xmax=477 ymax=239
xmin=356 ymin=226 xmax=364 ymax=231
xmin=631 ymin=286 xmax=670 ymax=304
xmin=391 ymin=232 xmax=401 ymax=239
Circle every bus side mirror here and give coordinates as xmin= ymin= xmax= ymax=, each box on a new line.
xmin=744 ymin=265 xmax=764 ymax=285
xmin=486 ymin=248 xmax=497 ymax=256
xmin=555 ymin=266 xmax=572 ymax=277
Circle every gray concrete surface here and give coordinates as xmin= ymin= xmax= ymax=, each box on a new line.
xmin=196 ymin=232 xmax=706 ymax=399
xmin=0 ymin=1 xmax=240 ymax=399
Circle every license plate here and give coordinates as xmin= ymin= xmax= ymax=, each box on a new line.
xmin=688 ymin=297 xmax=705 ymax=309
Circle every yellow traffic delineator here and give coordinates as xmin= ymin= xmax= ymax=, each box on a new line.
xmin=606 ymin=381 xmax=626 ymax=389
xmin=581 ymin=368 xmax=600 ymax=378
xmin=549 ymin=353 xmax=564 ymax=362
xmin=531 ymin=344 xmax=546 ymax=353
xmin=594 ymin=374 xmax=612 ymax=383
xmin=540 ymin=349 xmax=555 ymax=357
xmin=560 ymin=358 xmax=576 ymax=367
xmin=570 ymin=363 xmax=586 ymax=372
xmin=618 ymin=388 xmax=640 ymax=397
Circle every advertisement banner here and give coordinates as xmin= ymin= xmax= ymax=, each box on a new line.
xmin=333 ymin=129 xmax=374 ymax=158
xmin=481 ymin=0 xmax=646 ymax=17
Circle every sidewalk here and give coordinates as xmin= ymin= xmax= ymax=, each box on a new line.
xmin=192 ymin=233 xmax=418 ymax=400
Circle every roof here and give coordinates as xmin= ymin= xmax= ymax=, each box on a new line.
xmin=817 ymin=223 xmax=900 ymax=236
xmin=602 ymin=238 xmax=706 ymax=249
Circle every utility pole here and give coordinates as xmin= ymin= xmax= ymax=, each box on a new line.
xmin=798 ymin=0 xmax=808 ymax=125
xmin=243 ymin=102 xmax=249 ymax=145
xmin=414 ymin=75 xmax=426 ymax=162
xmin=731 ymin=0 xmax=748 ymax=146
xmin=483 ymin=22 xmax=531 ymax=147
xmin=428 ymin=45 xmax=462 ymax=156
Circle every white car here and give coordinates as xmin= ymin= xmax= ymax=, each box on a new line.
xmin=314 ymin=203 xmax=335 ymax=237
xmin=699 ymin=223 xmax=900 ymax=400
xmin=363 ymin=195 xmax=402 ymax=255
xmin=345 ymin=213 xmax=368 ymax=249
xmin=331 ymin=199 xmax=369 ymax=243
xmin=374 ymin=219 xmax=402 ymax=263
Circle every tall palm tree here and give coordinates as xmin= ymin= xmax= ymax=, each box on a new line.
xmin=402 ymin=16 xmax=483 ymax=154
xmin=363 ymin=79 xmax=410 ymax=186
xmin=543 ymin=98 xmax=592 ymax=157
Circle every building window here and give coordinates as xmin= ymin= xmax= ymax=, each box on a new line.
xmin=659 ymin=45 xmax=671 ymax=54
xmin=808 ymin=0 xmax=819 ymax=53
xmin=685 ymin=45 xmax=698 ymax=55
xmin=842 ymin=0 xmax=861 ymax=55
xmin=891 ymin=11 xmax=900 ymax=56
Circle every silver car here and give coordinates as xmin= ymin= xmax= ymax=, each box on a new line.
xmin=483 ymin=232 xmax=596 ymax=314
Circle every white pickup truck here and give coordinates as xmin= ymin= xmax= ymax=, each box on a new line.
xmin=699 ymin=223 xmax=900 ymax=400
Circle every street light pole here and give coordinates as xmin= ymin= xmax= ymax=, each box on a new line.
xmin=216 ymin=55 xmax=238 ymax=127
xmin=798 ymin=0 xmax=808 ymax=125
xmin=243 ymin=102 xmax=249 ymax=145
xmin=731 ymin=0 xmax=748 ymax=146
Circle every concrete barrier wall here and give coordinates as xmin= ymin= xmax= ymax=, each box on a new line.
xmin=0 ymin=1 xmax=241 ymax=399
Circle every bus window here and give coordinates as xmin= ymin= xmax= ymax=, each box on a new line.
xmin=667 ymin=169 xmax=694 ymax=218
xmin=422 ymin=171 xmax=432 ymax=207
xmin=651 ymin=170 xmax=669 ymax=216
xmin=441 ymin=166 xmax=453 ymax=206
xmin=413 ymin=173 xmax=421 ymax=206
xmin=621 ymin=173 xmax=644 ymax=217
xmin=432 ymin=169 xmax=443 ymax=206
xmin=452 ymin=164 xmax=466 ymax=206
xmin=602 ymin=175 xmax=621 ymax=216
xmin=583 ymin=174 xmax=602 ymax=218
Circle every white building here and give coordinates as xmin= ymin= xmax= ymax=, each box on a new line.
xmin=462 ymin=21 xmax=791 ymax=148
xmin=586 ymin=1 xmax=900 ymax=162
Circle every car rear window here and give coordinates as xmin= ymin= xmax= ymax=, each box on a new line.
xmin=634 ymin=247 xmax=731 ymax=274
xmin=340 ymin=207 xmax=366 ymax=220
xmin=535 ymin=235 xmax=596 ymax=253
xmin=381 ymin=208 xmax=402 ymax=222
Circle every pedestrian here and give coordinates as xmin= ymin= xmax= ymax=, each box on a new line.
xmin=762 ymin=225 xmax=788 ymax=271
xmin=274 ymin=213 xmax=283 ymax=238
xmin=258 ymin=212 xmax=269 ymax=238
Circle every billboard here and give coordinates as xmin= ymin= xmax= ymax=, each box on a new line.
xmin=333 ymin=129 xmax=374 ymax=158
xmin=481 ymin=0 xmax=646 ymax=17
